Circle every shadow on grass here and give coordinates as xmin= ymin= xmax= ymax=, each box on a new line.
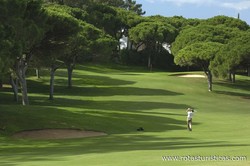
xmin=27 ymin=82 xmax=183 ymax=97
xmin=28 ymin=97 xmax=192 ymax=132
xmin=31 ymin=97 xmax=188 ymax=112
xmin=0 ymin=134 xmax=249 ymax=165
xmin=214 ymin=80 xmax=250 ymax=99
xmin=214 ymin=90 xmax=250 ymax=99
xmin=0 ymin=98 xmax=193 ymax=134
xmin=77 ymin=64 xmax=149 ymax=74
xmin=214 ymin=80 xmax=250 ymax=92
xmin=27 ymin=74 xmax=136 ymax=87
xmin=0 ymin=87 xmax=22 ymax=105
xmin=0 ymin=80 xmax=183 ymax=105
xmin=60 ymin=86 xmax=182 ymax=96
xmin=0 ymin=98 xmax=222 ymax=165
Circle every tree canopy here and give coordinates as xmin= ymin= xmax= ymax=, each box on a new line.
xmin=129 ymin=20 xmax=176 ymax=69
xmin=0 ymin=0 xmax=250 ymax=105
xmin=171 ymin=18 xmax=247 ymax=91
xmin=175 ymin=42 xmax=223 ymax=91
xmin=171 ymin=24 xmax=241 ymax=56
xmin=0 ymin=0 xmax=48 ymax=105
xmin=211 ymin=30 xmax=250 ymax=79
xmin=204 ymin=15 xmax=249 ymax=31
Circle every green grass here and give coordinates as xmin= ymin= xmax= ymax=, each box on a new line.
xmin=0 ymin=64 xmax=250 ymax=166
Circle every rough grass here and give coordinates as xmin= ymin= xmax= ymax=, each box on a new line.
xmin=0 ymin=64 xmax=249 ymax=166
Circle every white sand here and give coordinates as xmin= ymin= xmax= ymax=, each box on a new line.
xmin=178 ymin=74 xmax=205 ymax=78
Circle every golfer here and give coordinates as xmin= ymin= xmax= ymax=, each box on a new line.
xmin=186 ymin=108 xmax=194 ymax=131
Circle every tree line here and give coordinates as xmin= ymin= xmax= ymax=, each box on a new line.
xmin=0 ymin=0 xmax=249 ymax=105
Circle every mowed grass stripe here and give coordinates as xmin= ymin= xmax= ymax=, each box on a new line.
xmin=0 ymin=65 xmax=249 ymax=166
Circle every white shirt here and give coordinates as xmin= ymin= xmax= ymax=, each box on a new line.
xmin=187 ymin=111 xmax=194 ymax=120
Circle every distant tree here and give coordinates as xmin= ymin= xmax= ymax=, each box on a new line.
xmin=204 ymin=15 xmax=249 ymax=31
xmin=91 ymin=0 xmax=145 ymax=15
xmin=86 ymin=4 xmax=122 ymax=38
xmin=175 ymin=42 xmax=223 ymax=91
xmin=0 ymin=19 xmax=20 ymax=100
xmin=0 ymin=0 xmax=48 ymax=105
xmin=148 ymin=15 xmax=201 ymax=33
xmin=92 ymin=0 xmax=125 ymax=7
xmin=211 ymin=30 xmax=250 ymax=82
xmin=85 ymin=4 xmax=123 ymax=62
xmin=42 ymin=4 xmax=80 ymax=100
xmin=129 ymin=21 xmax=176 ymax=70
xmin=171 ymin=24 xmax=240 ymax=56
xmin=62 ymin=22 xmax=117 ymax=88
xmin=0 ymin=20 xmax=16 ymax=84
xmin=115 ymin=7 xmax=145 ymax=48
xmin=43 ymin=0 xmax=64 ymax=5
xmin=123 ymin=0 xmax=145 ymax=15
xmin=43 ymin=0 xmax=91 ymax=8
xmin=172 ymin=23 xmax=243 ymax=91
xmin=42 ymin=4 xmax=117 ymax=93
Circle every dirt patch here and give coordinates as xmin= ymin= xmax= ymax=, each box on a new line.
xmin=178 ymin=74 xmax=205 ymax=78
xmin=12 ymin=129 xmax=107 ymax=140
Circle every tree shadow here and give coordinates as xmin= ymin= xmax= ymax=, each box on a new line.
xmin=0 ymin=87 xmax=21 ymax=105
xmin=214 ymin=80 xmax=250 ymax=99
xmin=77 ymin=65 xmax=149 ymax=74
xmin=26 ymin=97 xmax=200 ymax=137
xmin=0 ymin=97 xmax=193 ymax=135
xmin=27 ymin=74 xmax=136 ymax=87
xmin=214 ymin=90 xmax=250 ymax=99
xmin=0 ymin=134 xmax=249 ymax=165
xmin=27 ymin=81 xmax=183 ymax=97
xmin=214 ymin=80 xmax=250 ymax=92
xmin=0 ymin=96 xmax=240 ymax=165
xmin=31 ymin=97 xmax=188 ymax=112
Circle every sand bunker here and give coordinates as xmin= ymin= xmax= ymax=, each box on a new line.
xmin=178 ymin=74 xmax=205 ymax=78
xmin=12 ymin=129 xmax=107 ymax=140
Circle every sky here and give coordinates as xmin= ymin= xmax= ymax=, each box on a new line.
xmin=137 ymin=0 xmax=250 ymax=25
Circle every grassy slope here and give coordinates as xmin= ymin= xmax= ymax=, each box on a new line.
xmin=0 ymin=64 xmax=249 ymax=166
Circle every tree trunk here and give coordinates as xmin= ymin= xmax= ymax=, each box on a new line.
xmin=156 ymin=41 xmax=161 ymax=53
xmin=67 ymin=65 xmax=73 ymax=88
xmin=248 ymin=65 xmax=250 ymax=76
xmin=10 ymin=75 xmax=19 ymax=102
xmin=232 ymin=72 xmax=236 ymax=83
xmin=19 ymin=76 xmax=29 ymax=105
xmin=126 ymin=50 xmax=130 ymax=65
xmin=148 ymin=55 xmax=152 ymax=71
xmin=15 ymin=57 xmax=29 ymax=105
xmin=228 ymin=71 xmax=236 ymax=83
xmin=228 ymin=72 xmax=232 ymax=82
xmin=127 ymin=37 xmax=132 ymax=50
xmin=66 ymin=56 xmax=76 ymax=88
xmin=130 ymin=41 xmax=133 ymax=51
xmin=205 ymin=70 xmax=212 ymax=92
xmin=148 ymin=42 xmax=157 ymax=72
xmin=49 ymin=66 xmax=56 ymax=100
xmin=36 ymin=68 xmax=41 ymax=79
xmin=49 ymin=62 xmax=63 ymax=100
xmin=0 ymin=79 xmax=2 ymax=88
